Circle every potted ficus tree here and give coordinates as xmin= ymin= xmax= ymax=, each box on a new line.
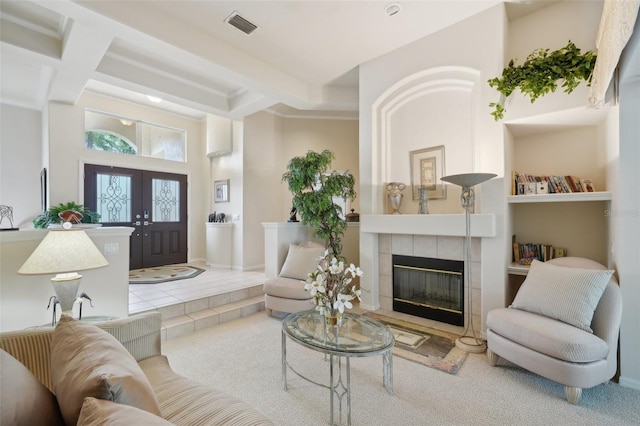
xmin=282 ymin=149 xmax=356 ymax=258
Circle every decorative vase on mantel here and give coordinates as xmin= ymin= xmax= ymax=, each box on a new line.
xmin=386 ymin=182 xmax=405 ymax=214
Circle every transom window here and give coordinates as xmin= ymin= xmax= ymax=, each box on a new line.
xmin=84 ymin=109 xmax=186 ymax=162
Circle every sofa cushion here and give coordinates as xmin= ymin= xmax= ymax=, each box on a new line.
xmin=510 ymin=259 xmax=613 ymax=332
xmin=51 ymin=316 xmax=162 ymax=426
xmin=279 ymin=243 xmax=325 ymax=280
xmin=78 ymin=397 xmax=172 ymax=426
xmin=0 ymin=349 xmax=65 ymax=426
xmin=263 ymin=277 xmax=312 ymax=300
xmin=487 ymin=308 xmax=609 ymax=363
xmin=139 ymin=355 xmax=274 ymax=425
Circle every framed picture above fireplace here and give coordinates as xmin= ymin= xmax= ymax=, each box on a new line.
xmin=410 ymin=145 xmax=446 ymax=200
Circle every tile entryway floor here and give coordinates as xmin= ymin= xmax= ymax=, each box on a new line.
xmin=129 ymin=261 xmax=266 ymax=314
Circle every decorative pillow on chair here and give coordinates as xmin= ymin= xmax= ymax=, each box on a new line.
xmin=510 ymin=259 xmax=614 ymax=332
xmin=0 ymin=349 xmax=65 ymax=426
xmin=279 ymin=242 xmax=325 ymax=280
xmin=51 ymin=316 xmax=161 ymax=426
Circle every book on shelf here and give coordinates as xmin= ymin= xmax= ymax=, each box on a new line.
xmin=512 ymin=172 xmax=596 ymax=195
xmin=511 ymin=235 xmax=566 ymax=265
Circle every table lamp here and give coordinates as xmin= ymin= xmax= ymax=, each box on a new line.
xmin=18 ymin=227 xmax=108 ymax=317
xmin=440 ymin=172 xmax=496 ymax=353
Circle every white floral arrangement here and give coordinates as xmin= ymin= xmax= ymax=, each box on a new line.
xmin=304 ymin=250 xmax=363 ymax=315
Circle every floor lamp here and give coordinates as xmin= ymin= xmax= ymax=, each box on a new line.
xmin=441 ymin=172 xmax=496 ymax=353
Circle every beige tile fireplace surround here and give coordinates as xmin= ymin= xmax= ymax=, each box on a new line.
xmin=378 ymin=233 xmax=482 ymax=333
xmin=360 ymin=214 xmax=496 ymax=334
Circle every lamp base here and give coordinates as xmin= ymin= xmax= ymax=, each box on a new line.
xmin=455 ymin=336 xmax=487 ymax=354
xmin=51 ymin=273 xmax=82 ymax=317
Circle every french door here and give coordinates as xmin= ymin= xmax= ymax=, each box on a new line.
xmin=84 ymin=164 xmax=187 ymax=270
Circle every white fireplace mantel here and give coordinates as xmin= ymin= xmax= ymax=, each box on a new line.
xmin=360 ymin=214 xmax=496 ymax=237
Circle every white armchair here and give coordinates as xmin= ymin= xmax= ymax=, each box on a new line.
xmin=486 ymin=257 xmax=622 ymax=404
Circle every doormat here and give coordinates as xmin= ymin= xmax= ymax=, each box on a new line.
xmin=129 ymin=266 xmax=205 ymax=284
xmin=363 ymin=312 xmax=468 ymax=375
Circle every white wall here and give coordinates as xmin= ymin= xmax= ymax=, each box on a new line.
xmin=240 ymin=112 xmax=282 ymax=270
xmin=0 ymin=105 xmax=43 ymax=228
xmin=616 ymin=17 xmax=640 ymax=390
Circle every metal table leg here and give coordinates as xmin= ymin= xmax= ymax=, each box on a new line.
xmin=382 ymin=349 xmax=393 ymax=394
xmin=329 ymin=355 xmax=351 ymax=426
xmin=282 ymin=330 xmax=287 ymax=390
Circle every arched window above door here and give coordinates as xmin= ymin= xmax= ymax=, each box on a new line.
xmin=85 ymin=130 xmax=137 ymax=155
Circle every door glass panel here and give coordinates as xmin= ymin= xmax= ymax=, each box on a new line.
xmin=96 ymin=174 xmax=132 ymax=222
xmin=152 ymin=179 xmax=180 ymax=222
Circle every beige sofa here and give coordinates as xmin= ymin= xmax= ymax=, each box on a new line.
xmin=0 ymin=312 xmax=273 ymax=425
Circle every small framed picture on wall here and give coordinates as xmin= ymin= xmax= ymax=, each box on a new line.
xmin=214 ymin=179 xmax=229 ymax=202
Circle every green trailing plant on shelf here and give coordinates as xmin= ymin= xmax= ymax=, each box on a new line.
xmin=33 ymin=201 xmax=101 ymax=229
xmin=282 ymin=150 xmax=356 ymax=258
xmin=488 ymin=41 xmax=597 ymax=120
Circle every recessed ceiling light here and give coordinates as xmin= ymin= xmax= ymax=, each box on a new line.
xmin=385 ymin=3 xmax=401 ymax=17
xmin=146 ymin=95 xmax=162 ymax=103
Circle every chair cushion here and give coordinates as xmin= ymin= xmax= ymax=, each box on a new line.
xmin=78 ymin=397 xmax=172 ymax=426
xmin=51 ymin=316 xmax=162 ymax=426
xmin=279 ymin=243 xmax=325 ymax=280
xmin=510 ymin=259 xmax=613 ymax=332
xmin=263 ymin=277 xmax=312 ymax=300
xmin=487 ymin=307 xmax=609 ymax=363
xmin=0 ymin=349 xmax=64 ymax=426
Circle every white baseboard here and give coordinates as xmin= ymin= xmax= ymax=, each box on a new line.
xmin=231 ymin=264 xmax=265 ymax=272
xmin=618 ymin=376 xmax=640 ymax=391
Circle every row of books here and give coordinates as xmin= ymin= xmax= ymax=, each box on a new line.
xmin=513 ymin=241 xmax=567 ymax=265
xmin=511 ymin=171 xmax=595 ymax=195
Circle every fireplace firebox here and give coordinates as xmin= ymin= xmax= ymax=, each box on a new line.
xmin=392 ymin=255 xmax=464 ymax=326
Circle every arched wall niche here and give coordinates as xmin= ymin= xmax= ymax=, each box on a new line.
xmin=370 ymin=66 xmax=482 ymax=214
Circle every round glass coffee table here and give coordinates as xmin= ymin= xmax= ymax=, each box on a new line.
xmin=282 ymin=309 xmax=394 ymax=425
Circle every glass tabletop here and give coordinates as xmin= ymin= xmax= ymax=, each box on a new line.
xmin=282 ymin=310 xmax=394 ymax=356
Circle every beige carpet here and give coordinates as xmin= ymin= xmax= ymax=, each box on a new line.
xmin=162 ymin=311 xmax=640 ymax=426
xmin=128 ymin=265 xmax=204 ymax=284
xmin=363 ymin=312 xmax=467 ymax=375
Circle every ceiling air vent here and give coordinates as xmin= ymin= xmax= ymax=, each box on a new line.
xmin=225 ymin=11 xmax=257 ymax=35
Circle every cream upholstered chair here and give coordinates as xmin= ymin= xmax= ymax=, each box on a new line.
xmin=486 ymin=257 xmax=622 ymax=404
xmin=263 ymin=242 xmax=325 ymax=316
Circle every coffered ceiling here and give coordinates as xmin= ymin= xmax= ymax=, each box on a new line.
xmin=1 ymin=0 xmax=551 ymax=119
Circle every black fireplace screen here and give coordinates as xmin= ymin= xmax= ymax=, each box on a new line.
xmin=392 ymin=255 xmax=464 ymax=326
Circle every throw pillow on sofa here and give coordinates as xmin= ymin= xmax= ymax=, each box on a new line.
xmin=510 ymin=259 xmax=614 ymax=332
xmin=51 ymin=316 xmax=162 ymax=426
xmin=0 ymin=349 xmax=65 ymax=426
xmin=78 ymin=397 xmax=171 ymax=426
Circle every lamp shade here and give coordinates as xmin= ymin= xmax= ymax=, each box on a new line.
xmin=441 ymin=173 xmax=497 ymax=188
xmin=18 ymin=229 xmax=108 ymax=275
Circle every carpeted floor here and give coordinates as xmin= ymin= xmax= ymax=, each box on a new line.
xmin=128 ymin=265 xmax=204 ymax=284
xmin=162 ymin=311 xmax=640 ymax=426
xmin=363 ymin=311 xmax=467 ymax=374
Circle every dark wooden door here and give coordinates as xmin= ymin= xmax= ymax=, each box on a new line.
xmin=84 ymin=164 xmax=187 ymax=269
